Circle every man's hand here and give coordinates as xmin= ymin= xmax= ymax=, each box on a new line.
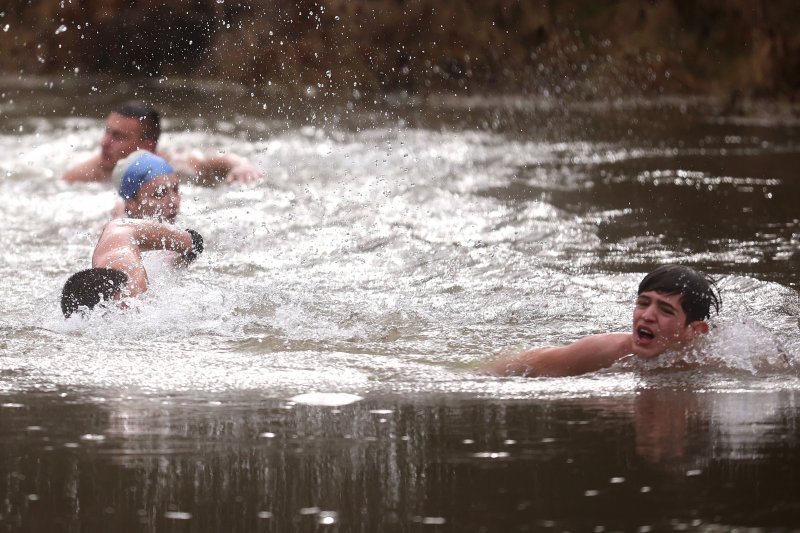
xmin=171 ymin=151 xmax=264 ymax=186
xmin=224 ymin=159 xmax=263 ymax=184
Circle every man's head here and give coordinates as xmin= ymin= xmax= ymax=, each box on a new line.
xmin=113 ymin=150 xmax=181 ymax=223
xmin=631 ymin=264 xmax=721 ymax=358
xmin=61 ymin=268 xmax=129 ymax=318
xmin=100 ymin=101 xmax=160 ymax=171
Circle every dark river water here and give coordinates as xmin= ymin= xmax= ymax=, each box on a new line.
xmin=1 ymin=76 xmax=799 ymax=532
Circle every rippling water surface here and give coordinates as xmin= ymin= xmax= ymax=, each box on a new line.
xmin=1 ymin=78 xmax=799 ymax=531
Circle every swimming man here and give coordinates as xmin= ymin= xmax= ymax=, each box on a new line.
xmin=111 ymin=150 xmax=181 ymax=222
xmin=61 ymin=100 xmax=262 ymax=185
xmin=60 ymin=218 xmax=204 ymax=317
xmin=483 ymin=264 xmax=721 ymax=377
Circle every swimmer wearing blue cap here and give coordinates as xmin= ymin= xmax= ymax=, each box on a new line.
xmin=60 ymin=218 xmax=204 ymax=318
xmin=111 ymin=150 xmax=181 ymax=223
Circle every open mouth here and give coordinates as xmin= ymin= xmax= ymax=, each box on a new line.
xmin=636 ymin=327 xmax=655 ymax=342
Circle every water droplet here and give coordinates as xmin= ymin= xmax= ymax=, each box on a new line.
xmin=55 ymin=24 xmax=68 ymax=35
xmin=317 ymin=511 xmax=338 ymax=525
xmin=472 ymin=451 xmax=509 ymax=459
xmin=414 ymin=516 xmax=446 ymax=525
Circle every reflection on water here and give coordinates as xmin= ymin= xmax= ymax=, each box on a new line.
xmin=0 ymin=78 xmax=799 ymax=530
xmin=2 ymin=389 xmax=799 ymax=531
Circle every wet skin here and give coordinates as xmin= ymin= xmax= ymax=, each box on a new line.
xmin=100 ymin=113 xmax=154 ymax=171
xmin=124 ymin=174 xmax=181 ymax=223
xmin=92 ymin=218 xmax=196 ymax=299
xmin=482 ymin=289 xmax=711 ymax=377
xmin=631 ymin=291 xmax=708 ymax=359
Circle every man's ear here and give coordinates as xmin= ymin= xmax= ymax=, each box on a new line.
xmin=123 ymin=197 xmax=137 ymax=217
xmin=687 ymin=320 xmax=709 ymax=337
xmin=140 ymin=138 xmax=157 ymax=153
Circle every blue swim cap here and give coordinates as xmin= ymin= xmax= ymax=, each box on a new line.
xmin=113 ymin=150 xmax=175 ymax=199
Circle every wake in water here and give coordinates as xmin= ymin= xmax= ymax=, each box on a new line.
xmin=1 ymin=91 xmax=799 ymax=398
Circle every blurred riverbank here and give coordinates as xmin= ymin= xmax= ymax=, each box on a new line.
xmin=2 ymin=0 xmax=799 ymax=101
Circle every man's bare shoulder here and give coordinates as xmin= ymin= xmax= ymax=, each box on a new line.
xmin=61 ymin=155 xmax=108 ymax=182
xmin=569 ymin=332 xmax=632 ymax=352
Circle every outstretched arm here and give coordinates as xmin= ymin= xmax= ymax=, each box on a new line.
xmin=127 ymin=219 xmax=195 ymax=255
xmin=481 ymin=333 xmax=633 ymax=377
xmin=63 ymin=150 xmax=262 ymax=185
xmin=167 ymin=150 xmax=263 ymax=185
xmin=92 ymin=219 xmax=202 ymax=297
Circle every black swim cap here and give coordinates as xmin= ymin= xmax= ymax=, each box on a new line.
xmin=61 ymin=268 xmax=129 ymax=318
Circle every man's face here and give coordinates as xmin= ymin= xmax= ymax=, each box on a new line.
xmin=100 ymin=113 xmax=149 ymax=170
xmin=631 ymin=291 xmax=703 ymax=358
xmin=125 ymin=174 xmax=180 ymax=223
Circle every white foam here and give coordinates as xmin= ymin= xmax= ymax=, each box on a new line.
xmin=289 ymin=393 xmax=364 ymax=406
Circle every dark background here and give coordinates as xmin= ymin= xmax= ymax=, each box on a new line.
xmin=2 ymin=0 xmax=799 ymax=99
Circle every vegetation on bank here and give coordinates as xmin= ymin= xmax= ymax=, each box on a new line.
xmin=1 ymin=0 xmax=798 ymax=99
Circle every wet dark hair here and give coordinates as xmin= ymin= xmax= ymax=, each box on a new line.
xmin=638 ymin=264 xmax=721 ymax=323
xmin=114 ymin=100 xmax=161 ymax=142
xmin=61 ymin=268 xmax=129 ymax=318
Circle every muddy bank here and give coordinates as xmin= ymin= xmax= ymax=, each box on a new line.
xmin=1 ymin=0 xmax=799 ymax=99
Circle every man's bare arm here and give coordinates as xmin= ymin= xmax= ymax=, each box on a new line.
xmin=169 ymin=151 xmax=263 ymax=185
xmin=482 ymin=333 xmax=633 ymax=377
xmin=92 ymin=219 xmax=200 ymax=297
xmin=128 ymin=219 xmax=195 ymax=255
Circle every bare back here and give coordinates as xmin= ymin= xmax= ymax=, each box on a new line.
xmin=92 ymin=218 xmax=194 ymax=298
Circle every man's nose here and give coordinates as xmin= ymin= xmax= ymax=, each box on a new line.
xmin=641 ymin=305 xmax=657 ymax=321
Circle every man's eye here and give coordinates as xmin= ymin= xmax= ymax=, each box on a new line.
xmin=153 ymin=187 xmax=167 ymax=198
